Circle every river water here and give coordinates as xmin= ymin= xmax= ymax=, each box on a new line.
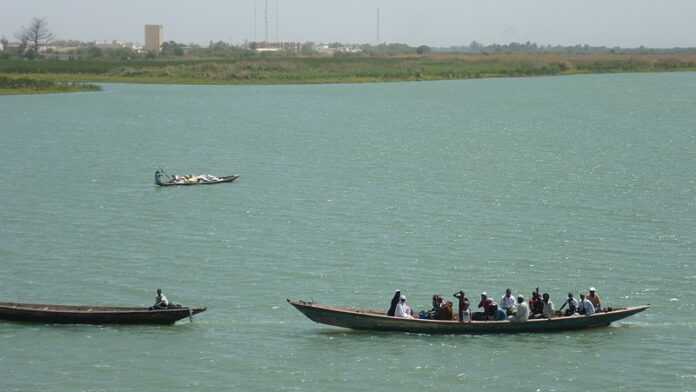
xmin=1 ymin=73 xmax=695 ymax=392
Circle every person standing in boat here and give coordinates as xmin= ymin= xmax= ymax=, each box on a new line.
xmin=394 ymin=295 xmax=414 ymax=319
xmin=579 ymin=293 xmax=595 ymax=316
xmin=153 ymin=289 xmax=169 ymax=309
xmin=588 ymin=287 xmax=602 ymax=312
xmin=453 ymin=291 xmax=471 ymax=322
xmin=559 ymin=292 xmax=579 ymax=316
xmin=500 ymin=288 xmax=516 ymax=315
xmin=509 ymin=295 xmax=529 ymax=322
xmin=387 ymin=290 xmax=401 ymax=316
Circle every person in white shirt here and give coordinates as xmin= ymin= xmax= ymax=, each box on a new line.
xmin=559 ymin=292 xmax=579 ymax=316
xmin=579 ymin=293 xmax=595 ymax=316
xmin=500 ymin=288 xmax=516 ymax=315
xmin=394 ymin=295 xmax=414 ymax=319
xmin=153 ymin=288 xmax=169 ymax=309
xmin=509 ymin=295 xmax=529 ymax=322
xmin=541 ymin=293 xmax=555 ymax=318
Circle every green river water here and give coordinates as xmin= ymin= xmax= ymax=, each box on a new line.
xmin=1 ymin=73 xmax=695 ymax=392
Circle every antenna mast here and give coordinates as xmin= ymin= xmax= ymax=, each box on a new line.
xmin=275 ymin=0 xmax=280 ymax=44
xmin=377 ymin=8 xmax=381 ymax=44
xmin=265 ymin=0 xmax=269 ymax=42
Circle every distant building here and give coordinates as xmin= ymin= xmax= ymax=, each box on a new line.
xmin=249 ymin=41 xmax=304 ymax=53
xmin=315 ymin=44 xmax=362 ymax=56
xmin=144 ymin=25 xmax=163 ymax=52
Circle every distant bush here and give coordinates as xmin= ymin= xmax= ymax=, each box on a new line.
xmin=0 ymin=75 xmax=100 ymax=91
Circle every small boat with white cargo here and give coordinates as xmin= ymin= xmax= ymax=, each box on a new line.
xmin=155 ymin=169 xmax=239 ymax=186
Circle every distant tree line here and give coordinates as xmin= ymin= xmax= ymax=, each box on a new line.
xmin=3 ymin=17 xmax=695 ymax=62
xmin=440 ymin=40 xmax=696 ymax=55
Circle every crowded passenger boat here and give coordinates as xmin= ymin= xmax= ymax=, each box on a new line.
xmin=388 ymin=287 xmax=605 ymax=322
xmin=287 ymin=286 xmax=647 ymax=334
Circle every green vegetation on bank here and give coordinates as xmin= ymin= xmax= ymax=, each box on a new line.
xmin=0 ymin=75 xmax=101 ymax=95
xmin=1 ymin=53 xmax=696 ymax=88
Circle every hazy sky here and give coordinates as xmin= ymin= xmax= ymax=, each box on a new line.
xmin=2 ymin=0 xmax=695 ymax=47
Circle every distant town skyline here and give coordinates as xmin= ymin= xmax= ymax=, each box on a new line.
xmin=2 ymin=0 xmax=696 ymax=48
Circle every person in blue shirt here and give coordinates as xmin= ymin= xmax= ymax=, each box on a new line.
xmin=493 ymin=303 xmax=507 ymax=320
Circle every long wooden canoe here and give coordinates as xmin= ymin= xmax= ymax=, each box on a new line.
xmin=0 ymin=302 xmax=206 ymax=325
xmin=287 ymin=299 xmax=648 ymax=334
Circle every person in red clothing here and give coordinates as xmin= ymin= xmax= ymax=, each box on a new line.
xmin=472 ymin=292 xmax=489 ymax=320
xmin=474 ymin=293 xmax=498 ymax=320
xmin=529 ymin=290 xmax=544 ymax=318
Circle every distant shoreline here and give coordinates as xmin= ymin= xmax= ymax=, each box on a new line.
xmin=1 ymin=53 xmax=695 ymax=94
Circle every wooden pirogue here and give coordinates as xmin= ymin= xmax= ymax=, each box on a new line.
xmin=0 ymin=302 xmax=207 ymax=325
xmin=287 ymin=299 xmax=649 ymax=334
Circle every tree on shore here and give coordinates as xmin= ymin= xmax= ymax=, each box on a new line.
xmin=161 ymin=41 xmax=185 ymax=56
xmin=416 ymin=45 xmax=431 ymax=55
xmin=15 ymin=17 xmax=55 ymax=57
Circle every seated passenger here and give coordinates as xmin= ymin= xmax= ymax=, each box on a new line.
xmin=588 ymin=287 xmax=602 ymax=312
xmin=152 ymin=288 xmax=169 ymax=309
xmin=500 ymin=288 xmax=516 ymax=315
xmin=428 ymin=295 xmax=454 ymax=320
xmin=509 ymin=295 xmax=529 ymax=322
xmin=427 ymin=295 xmax=444 ymax=319
xmin=559 ymin=292 xmax=579 ymax=316
xmin=474 ymin=293 xmax=498 ymax=320
xmin=529 ymin=291 xmax=544 ymax=318
xmin=541 ymin=293 xmax=555 ymax=318
xmin=578 ymin=293 xmax=595 ymax=316
xmin=453 ymin=291 xmax=471 ymax=322
xmin=394 ymin=295 xmax=414 ymax=319
xmin=484 ymin=300 xmax=498 ymax=320
xmin=439 ymin=300 xmax=454 ymax=320
xmin=493 ymin=304 xmax=507 ymax=321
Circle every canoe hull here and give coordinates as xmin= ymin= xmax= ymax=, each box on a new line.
xmin=0 ymin=303 xmax=206 ymax=325
xmin=287 ymin=300 xmax=648 ymax=334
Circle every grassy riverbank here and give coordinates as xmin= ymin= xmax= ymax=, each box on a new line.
xmin=1 ymin=53 xmax=695 ymax=88
xmin=0 ymin=76 xmax=101 ymax=95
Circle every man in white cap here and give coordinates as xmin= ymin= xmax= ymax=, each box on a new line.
xmin=509 ymin=295 xmax=529 ymax=322
xmin=394 ymin=295 xmax=414 ymax=319
xmin=588 ymin=287 xmax=602 ymax=312
xmin=579 ymin=293 xmax=595 ymax=316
